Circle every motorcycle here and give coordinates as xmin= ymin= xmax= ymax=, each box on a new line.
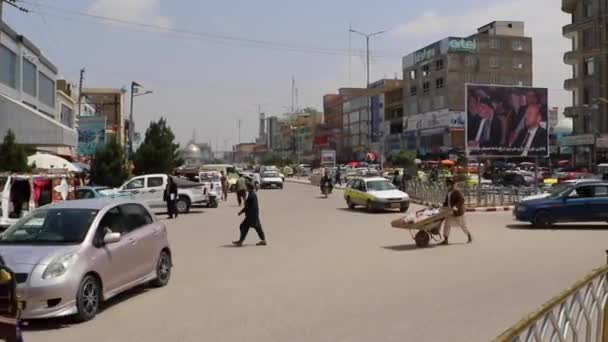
xmin=320 ymin=180 xmax=333 ymax=198
xmin=0 ymin=264 xmax=23 ymax=342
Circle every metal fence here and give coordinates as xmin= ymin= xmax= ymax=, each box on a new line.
xmin=404 ymin=181 xmax=538 ymax=208
xmin=495 ymin=264 xmax=608 ymax=342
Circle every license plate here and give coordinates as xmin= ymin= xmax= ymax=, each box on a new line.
xmin=391 ymin=203 xmax=400 ymax=209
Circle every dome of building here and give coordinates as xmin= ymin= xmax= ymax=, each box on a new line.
xmin=181 ymin=143 xmax=204 ymax=165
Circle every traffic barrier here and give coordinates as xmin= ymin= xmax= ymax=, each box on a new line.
xmin=495 ymin=261 xmax=608 ymax=342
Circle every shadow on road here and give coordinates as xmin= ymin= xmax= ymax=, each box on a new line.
xmin=23 ymin=285 xmax=151 ymax=332
xmin=507 ymin=224 xmax=608 ymax=231
xmin=382 ymin=244 xmax=436 ymax=251
xmin=336 ymin=208 xmax=403 ymax=215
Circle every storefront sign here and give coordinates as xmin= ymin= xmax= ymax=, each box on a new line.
xmin=447 ymin=38 xmax=477 ymax=52
xmin=404 ymin=111 xmax=465 ymax=132
xmin=560 ymin=134 xmax=595 ymax=147
xmin=596 ymin=135 xmax=608 ymax=149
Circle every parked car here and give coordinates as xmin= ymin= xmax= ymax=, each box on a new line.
xmin=514 ymin=181 xmax=608 ymax=227
xmin=201 ymin=164 xmax=239 ymax=191
xmin=495 ymin=172 xmax=529 ymax=187
xmin=344 ymin=177 xmax=410 ymax=212
xmin=260 ymin=171 xmax=284 ymax=189
xmin=118 ymin=174 xmax=213 ymax=213
xmin=0 ymin=198 xmax=172 ymax=321
xmin=282 ymin=166 xmax=294 ymax=177
xmin=75 ymin=186 xmax=130 ymax=200
xmin=197 ymin=171 xmax=222 ymax=207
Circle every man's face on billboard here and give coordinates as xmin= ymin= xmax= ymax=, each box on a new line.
xmin=468 ymin=96 xmax=479 ymax=114
xmin=478 ymin=102 xmax=494 ymax=119
xmin=525 ymin=105 xmax=542 ymax=129
xmin=526 ymin=91 xmax=538 ymax=105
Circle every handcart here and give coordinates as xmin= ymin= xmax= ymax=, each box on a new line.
xmin=0 ymin=264 xmax=22 ymax=342
xmin=390 ymin=208 xmax=452 ymax=247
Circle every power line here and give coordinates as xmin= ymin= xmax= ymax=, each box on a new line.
xmin=21 ymin=0 xmax=399 ymax=58
xmin=2 ymin=0 xmax=30 ymax=13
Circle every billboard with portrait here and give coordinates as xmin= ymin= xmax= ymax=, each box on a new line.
xmin=466 ymin=84 xmax=549 ymax=157
xmin=77 ymin=116 xmax=106 ymax=157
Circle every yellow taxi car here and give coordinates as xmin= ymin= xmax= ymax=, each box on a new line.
xmin=344 ymin=177 xmax=410 ymax=212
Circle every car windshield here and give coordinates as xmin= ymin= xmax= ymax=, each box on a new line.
xmin=367 ymin=180 xmax=396 ymax=191
xmin=96 ymin=188 xmax=116 ymax=196
xmin=200 ymin=173 xmax=219 ymax=182
xmin=548 ymin=184 xmax=575 ymax=199
xmin=0 ymin=209 xmax=99 ymax=245
xmin=263 ymin=172 xmax=279 ymax=178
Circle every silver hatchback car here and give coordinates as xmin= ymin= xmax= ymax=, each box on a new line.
xmin=0 ymin=199 xmax=172 ymax=321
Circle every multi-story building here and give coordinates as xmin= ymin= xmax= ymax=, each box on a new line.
xmin=562 ymin=0 xmax=608 ymax=166
xmin=383 ymin=85 xmax=405 ymax=157
xmin=81 ymin=88 xmax=127 ymax=146
xmin=402 ymin=21 xmax=533 ymax=156
xmin=0 ymin=22 xmax=77 ymax=148
xmin=267 ymin=116 xmax=280 ymax=150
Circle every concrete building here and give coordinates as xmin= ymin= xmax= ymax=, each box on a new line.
xmin=562 ymin=0 xmax=608 ymax=166
xmin=81 ymin=88 xmax=127 ymax=146
xmin=402 ymin=21 xmax=533 ymax=156
xmin=0 ymin=22 xmax=77 ymax=148
xmin=267 ymin=116 xmax=280 ymax=150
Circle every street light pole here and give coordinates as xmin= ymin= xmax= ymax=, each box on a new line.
xmin=129 ymin=81 xmax=152 ymax=158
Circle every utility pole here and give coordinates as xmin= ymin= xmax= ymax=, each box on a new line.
xmin=237 ymin=119 xmax=242 ymax=145
xmin=291 ymin=76 xmax=295 ymax=113
xmin=77 ymin=68 xmax=85 ymax=117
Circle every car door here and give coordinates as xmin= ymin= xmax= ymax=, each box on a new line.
xmin=590 ymin=185 xmax=608 ymax=221
xmin=145 ymin=176 xmax=166 ymax=208
xmin=119 ymin=203 xmax=159 ymax=279
xmin=90 ymin=206 xmax=140 ymax=295
xmin=348 ymin=180 xmax=362 ymax=204
xmin=562 ymin=185 xmax=595 ymax=222
xmin=121 ymin=177 xmax=146 ymax=202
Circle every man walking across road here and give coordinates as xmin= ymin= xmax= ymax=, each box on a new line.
xmin=220 ymin=172 xmax=228 ymax=201
xmin=233 ymin=183 xmax=267 ymax=247
xmin=236 ymin=175 xmax=247 ymax=206
xmin=441 ymin=178 xmax=472 ymax=245
xmin=164 ymin=175 xmax=178 ymax=219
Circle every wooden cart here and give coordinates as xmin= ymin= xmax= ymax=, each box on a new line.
xmin=390 ymin=208 xmax=452 ymax=247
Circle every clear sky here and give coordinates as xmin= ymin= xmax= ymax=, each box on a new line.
xmin=5 ymin=0 xmax=571 ymax=148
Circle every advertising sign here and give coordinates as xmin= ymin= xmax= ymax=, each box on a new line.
xmin=77 ymin=116 xmax=106 ymax=156
xmin=447 ymin=37 xmax=477 ymax=52
xmin=466 ymin=84 xmax=549 ymax=157
xmin=320 ymin=150 xmax=336 ymax=165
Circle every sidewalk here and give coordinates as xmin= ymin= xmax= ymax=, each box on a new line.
xmin=286 ymin=177 xmax=346 ymax=189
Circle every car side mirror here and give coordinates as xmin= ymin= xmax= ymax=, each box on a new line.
xmin=103 ymin=232 xmax=121 ymax=245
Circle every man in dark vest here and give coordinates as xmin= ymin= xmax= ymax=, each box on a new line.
xmin=233 ymin=183 xmax=267 ymax=247
xmin=441 ymin=178 xmax=472 ymax=245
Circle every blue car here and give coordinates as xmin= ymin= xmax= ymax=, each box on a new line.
xmin=514 ymin=181 xmax=608 ymax=227
xmin=75 ymin=186 xmax=130 ymax=200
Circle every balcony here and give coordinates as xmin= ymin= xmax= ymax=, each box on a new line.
xmin=564 ymin=105 xmax=595 ymax=118
xmin=562 ymin=22 xmax=578 ymax=38
xmin=563 ymin=50 xmax=579 ymax=65
xmin=562 ymin=0 xmax=579 ymax=13
xmin=564 ymin=77 xmax=581 ymax=91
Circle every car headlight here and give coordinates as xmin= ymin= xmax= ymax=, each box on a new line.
xmin=517 ymin=205 xmax=527 ymax=212
xmin=42 ymin=253 xmax=76 ymax=279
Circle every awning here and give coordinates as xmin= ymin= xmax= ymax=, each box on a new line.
xmin=0 ymin=92 xmax=77 ymax=147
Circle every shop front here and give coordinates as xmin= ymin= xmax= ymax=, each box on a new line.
xmin=560 ymin=134 xmax=595 ymax=169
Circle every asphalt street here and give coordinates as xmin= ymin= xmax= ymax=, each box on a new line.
xmin=24 ymin=182 xmax=608 ymax=342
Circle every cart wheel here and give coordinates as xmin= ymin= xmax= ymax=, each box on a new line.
xmin=414 ymin=231 xmax=430 ymax=247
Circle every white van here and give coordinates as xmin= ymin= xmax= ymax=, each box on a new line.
xmin=0 ymin=174 xmax=76 ymax=229
xmin=202 ymin=164 xmax=239 ymax=191
xmin=118 ymin=174 xmax=215 ymax=213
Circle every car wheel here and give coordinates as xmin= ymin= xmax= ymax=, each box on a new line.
xmin=74 ymin=275 xmax=101 ymax=322
xmin=400 ymin=204 xmax=409 ymax=213
xmin=151 ymin=251 xmax=172 ymax=288
xmin=346 ymin=197 xmax=355 ymax=210
xmin=176 ymin=197 xmax=190 ymax=214
xmin=533 ymin=211 xmax=553 ymax=228
xmin=208 ymin=197 xmax=218 ymax=208
xmin=366 ymin=200 xmax=374 ymax=212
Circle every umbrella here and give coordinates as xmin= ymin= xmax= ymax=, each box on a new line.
xmin=27 ymin=153 xmax=79 ymax=172
xmin=414 ymin=159 xmax=422 ymax=165
xmin=519 ymin=162 xmax=535 ymax=166
xmin=347 ymin=161 xmax=360 ymax=167
xmin=441 ymin=160 xmax=455 ymax=166
xmin=72 ymin=162 xmax=91 ymax=172
xmin=558 ymin=160 xmax=570 ymax=166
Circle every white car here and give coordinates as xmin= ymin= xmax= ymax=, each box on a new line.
xmin=260 ymin=171 xmax=284 ymax=189
xmin=118 ymin=174 xmax=214 ymax=213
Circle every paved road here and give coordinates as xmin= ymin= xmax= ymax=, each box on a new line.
xmin=25 ymin=183 xmax=608 ymax=342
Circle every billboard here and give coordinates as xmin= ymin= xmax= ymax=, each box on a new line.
xmin=321 ymin=150 xmax=336 ymax=165
xmin=466 ymin=84 xmax=549 ymax=157
xmin=77 ymin=116 xmax=106 ymax=157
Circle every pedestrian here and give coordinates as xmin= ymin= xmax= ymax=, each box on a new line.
xmin=392 ymin=170 xmax=401 ymax=189
xmin=164 ymin=175 xmax=178 ymax=219
xmin=334 ymin=166 xmax=342 ymax=186
xmin=220 ymin=172 xmax=228 ymax=201
xmin=236 ymin=175 xmax=247 ymax=206
xmin=233 ymin=182 xmax=267 ymax=247
xmin=441 ymin=178 xmax=472 ymax=245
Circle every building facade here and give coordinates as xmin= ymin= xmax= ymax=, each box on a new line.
xmin=0 ymin=22 xmax=77 ymax=147
xmin=81 ymin=88 xmax=127 ymax=146
xmin=562 ymin=0 xmax=608 ymax=166
xmin=402 ymin=21 xmax=533 ymax=157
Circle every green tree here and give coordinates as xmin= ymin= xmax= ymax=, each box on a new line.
xmin=90 ymin=137 xmax=128 ymax=187
xmin=133 ymin=118 xmax=182 ymax=175
xmin=394 ymin=150 xmax=417 ymax=169
xmin=0 ymin=130 xmax=31 ymax=172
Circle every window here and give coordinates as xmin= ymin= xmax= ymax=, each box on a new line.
xmin=38 ymin=72 xmax=55 ymax=107
xmin=23 ymin=58 xmax=37 ymax=96
xmin=490 ymin=74 xmax=499 ymax=84
xmin=489 ymin=57 xmax=499 ymax=68
xmin=513 ymin=59 xmax=523 ymax=69
xmin=512 ymin=40 xmax=524 ymax=51
xmin=0 ymin=44 xmax=17 ymax=88
xmin=60 ymin=104 xmax=73 ymax=128
xmin=410 ymin=86 xmax=417 ymax=96
xmin=582 ymin=28 xmax=594 ymax=49
xmin=489 ymin=39 xmax=501 ymax=49
xmin=465 ymin=74 xmax=475 ymax=83
xmin=434 ymin=95 xmax=445 ymax=109
xmin=423 ymin=81 xmax=430 ymax=93
xmin=147 ymin=177 xmax=164 ymax=188
xmin=583 ymin=87 xmax=591 ymax=105
xmin=584 ymin=1 xmax=593 ymax=17
xmin=465 ymin=55 xmax=476 ymax=66
xmin=435 ymin=59 xmax=444 ymax=71
xmin=120 ymin=204 xmax=153 ymax=232
xmin=76 ymin=189 xmax=95 ymax=199
xmin=96 ymin=207 xmax=128 ymax=242
xmin=435 ymin=77 xmax=444 ymax=89
xmin=584 ymin=57 xmax=595 ymax=76
xmin=421 ymin=64 xmax=430 ymax=77
xmin=125 ymin=178 xmax=144 ymax=190
xmin=409 ymin=70 xmax=417 ymax=80
xmin=593 ymin=186 xmax=608 ymax=197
